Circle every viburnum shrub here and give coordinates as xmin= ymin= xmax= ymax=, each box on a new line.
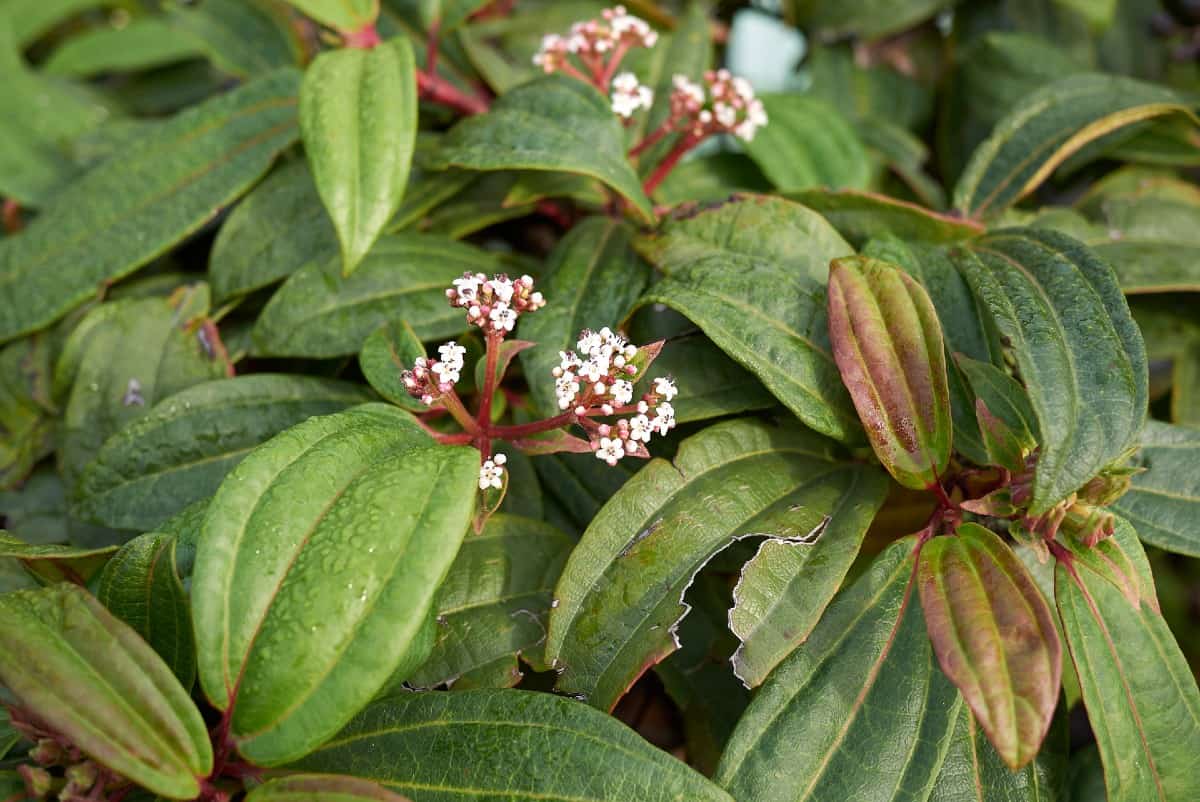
xmin=2 ymin=1 xmax=1200 ymax=802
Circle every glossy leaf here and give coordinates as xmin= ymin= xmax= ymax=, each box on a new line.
xmin=639 ymin=333 xmax=776 ymax=424
xmin=1113 ymin=420 xmax=1200 ymax=557
xmin=0 ymin=533 xmax=116 ymax=584
xmin=956 ymin=229 xmax=1147 ymax=514
xmin=519 ymin=218 xmax=649 ymax=417
xmin=0 ymin=583 xmax=211 ymax=799
xmin=292 ymin=689 xmax=734 ymax=802
xmin=43 ymin=19 xmax=204 ymax=77
xmin=546 ymin=418 xmax=876 ymax=711
xmin=744 ymin=95 xmax=871 ymax=193
xmin=246 ymin=774 xmax=412 ymax=802
xmin=191 ymin=404 xmax=479 ymax=765
xmin=1056 ymin=521 xmax=1200 ymax=801
xmin=0 ymin=68 xmax=300 ymax=343
xmin=209 ymin=159 xmax=338 ymax=301
xmin=729 ymin=466 xmax=889 ymax=687
xmin=954 ymin=74 xmax=1198 ymax=219
xmin=828 ymin=255 xmax=952 ymax=489
xmin=635 ymin=195 xmax=860 ymax=442
xmin=358 ymin=320 xmax=427 ymax=411
xmin=96 ymin=532 xmax=195 ymax=686
xmin=919 ymin=524 xmax=1062 ymax=769
xmin=252 ymin=234 xmax=497 ymax=357
xmin=408 ymin=514 xmax=572 ymax=689
xmin=928 ymin=703 xmax=1069 ymax=802
xmin=301 ymin=38 xmax=418 ymax=275
xmin=167 ymin=0 xmax=302 ymax=79
xmin=58 ymin=288 xmax=230 ymax=489
xmin=429 ymin=75 xmax=654 ymax=221
xmin=716 ymin=538 xmax=961 ymax=802
xmin=74 ymin=374 xmax=372 ymax=532
xmin=788 ymin=188 xmax=984 ymax=247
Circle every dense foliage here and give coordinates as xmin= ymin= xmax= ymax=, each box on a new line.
xmin=2 ymin=1 xmax=1200 ymax=800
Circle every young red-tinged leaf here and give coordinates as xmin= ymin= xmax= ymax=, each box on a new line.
xmin=510 ymin=429 xmax=594 ymax=456
xmin=245 ymin=774 xmax=411 ymax=802
xmin=0 ymin=533 xmax=116 ymax=584
xmin=975 ymin=399 xmax=1028 ymax=473
xmin=827 ymin=255 xmax=952 ymax=489
xmin=1056 ymin=520 xmax=1200 ymax=801
xmin=956 ymin=353 xmax=1039 ymax=473
xmin=0 ymin=583 xmax=211 ymax=799
xmin=918 ymin=524 xmax=1062 ymax=770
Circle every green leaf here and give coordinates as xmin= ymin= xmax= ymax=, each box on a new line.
xmin=302 ymin=38 xmax=418 ymax=275
xmin=58 ymin=287 xmax=230 ymax=490
xmin=209 ymin=159 xmax=338 ymax=301
xmin=533 ymin=450 xmax=635 ymax=535
xmin=928 ymin=703 xmax=1069 ymax=802
xmin=1056 ymin=521 xmax=1200 ymax=802
xmin=166 ymin=0 xmax=302 ymax=79
xmin=639 ymin=333 xmax=776 ymax=424
xmin=953 ymin=74 xmax=1198 ymax=219
xmin=956 ymin=356 xmax=1040 ymax=448
xmin=0 ymin=533 xmax=116 ymax=584
xmin=0 ymin=334 xmax=56 ymax=490
xmin=1112 ymin=420 xmax=1200 ymax=557
xmin=786 ymin=0 xmax=955 ymax=39
xmin=743 ymin=95 xmax=871 ymax=194
xmin=246 ymin=774 xmax=412 ymax=802
xmin=408 ymin=514 xmax=572 ymax=689
xmin=252 ymin=233 xmax=497 ymax=358
xmin=74 ymin=374 xmax=373 ymax=531
xmin=635 ymin=195 xmax=860 ymax=442
xmin=0 ymin=469 xmax=66 ymax=544
xmin=918 ymin=525 xmax=1062 ymax=769
xmin=291 ymin=689 xmax=734 ymax=802
xmin=429 ymin=75 xmax=654 ymax=222
xmin=1084 ymin=189 xmax=1200 ymax=294
xmin=0 ymin=583 xmax=211 ymax=799
xmin=519 ymin=217 xmax=649 ymax=417
xmin=96 ymin=532 xmax=194 ymax=687
xmin=729 ymin=466 xmax=888 ymax=687
xmin=0 ymin=68 xmax=301 ymax=343
xmin=827 ymin=255 xmax=953 ymax=489
xmin=413 ymin=0 xmax=491 ymax=33
xmin=545 ymin=418 xmax=873 ymax=711
xmin=191 ymin=404 xmax=479 ymax=765
xmin=43 ymin=18 xmax=205 ymax=77
xmin=284 ymin=0 xmax=379 ymax=32
xmin=358 ymin=320 xmax=427 ymax=411
xmin=956 ymin=229 xmax=1147 ymax=514
xmin=3 ymin=0 xmax=113 ymax=46
xmin=715 ymin=538 xmax=961 ymax=802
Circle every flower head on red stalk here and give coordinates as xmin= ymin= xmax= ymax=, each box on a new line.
xmin=533 ymin=6 xmax=658 ymax=95
xmin=446 ymin=272 xmax=545 ymax=335
xmin=670 ymin=70 xmax=768 ymax=143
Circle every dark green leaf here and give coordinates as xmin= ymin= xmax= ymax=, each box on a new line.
xmin=4 ymin=0 xmax=113 ymax=46
xmin=918 ymin=525 xmax=1062 ymax=769
xmin=191 ymin=404 xmax=479 ymax=765
xmin=252 ymin=233 xmax=497 ymax=357
xmin=1056 ymin=521 xmax=1200 ymax=801
xmin=408 ymin=514 xmax=572 ymax=689
xmin=519 ymin=218 xmax=649 ymax=417
xmin=43 ymin=18 xmax=204 ymax=76
xmin=715 ymin=538 xmax=961 ymax=802
xmin=74 ymin=374 xmax=373 ymax=531
xmin=429 ymin=75 xmax=654 ymax=221
xmin=635 ymin=195 xmax=860 ymax=442
xmin=744 ymin=95 xmax=871 ymax=194
xmin=0 ymin=69 xmax=301 ymax=343
xmin=788 ymin=189 xmax=984 ymax=248
xmin=0 ymin=583 xmax=210 ymax=798
xmin=167 ymin=0 xmax=302 ymax=79
xmin=96 ymin=532 xmax=194 ymax=687
xmin=956 ymin=229 xmax=1147 ymax=513
xmin=246 ymin=774 xmax=412 ymax=802
xmin=1113 ymin=420 xmax=1200 ymax=557
xmin=301 ymin=38 xmax=418 ymax=275
xmin=291 ymin=689 xmax=734 ymax=801
xmin=546 ymin=418 xmax=874 ymax=711
xmin=640 ymin=333 xmax=776 ymax=424
xmin=358 ymin=320 xmax=426 ymax=411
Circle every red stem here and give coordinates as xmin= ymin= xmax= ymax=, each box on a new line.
xmin=628 ymin=117 xmax=676 ymax=158
xmin=426 ymin=20 xmax=441 ymax=74
xmin=417 ymin=71 xmax=489 ymax=115
xmin=599 ymin=41 xmax=632 ymax=88
xmin=440 ymin=388 xmax=480 ymax=433
xmin=642 ymin=133 xmax=700 ymax=196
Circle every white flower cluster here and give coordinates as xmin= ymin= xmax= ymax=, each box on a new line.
xmin=670 ymin=69 xmax=767 ymax=142
xmin=611 ymin=71 xmax=653 ymax=118
xmin=479 ymin=453 xmax=507 ymax=490
xmin=533 ymin=5 xmax=658 ymax=72
xmin=402 ymin=341 xmax=466 ymax=406
xmin=446 ymin=272 xmax=545 ymax=337
xmin=551 ymin=327 xmax=678 ymax=466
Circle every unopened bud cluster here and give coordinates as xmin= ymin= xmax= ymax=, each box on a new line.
xmin=402 ymin=341 xmax=466 ymax=406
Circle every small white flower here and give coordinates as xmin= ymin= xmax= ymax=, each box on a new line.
xmin=431 ymin=361 xmax=460 ymax=385
xmin=651 ymin=401 xmax=676 ymax=433
xmin=672 ymin=75 xmax=705 ymax=110
xmin=489 ymin=303 xmax=518 ymax=332
xmin=610 ymin=379 xmax=634 ymax=406
xmin=556 ymin=373 xmax=581 ymax=409
xmin=489 ymin=276 xmax=515 ymax=304
xmin=579 ymin=357 xmax=608 ymax=383
xmin=438 ymin=341 xmax=466 ymax=372
xmin=577 ymin=329 xmax=602 ymax=355
xmin=479 ymin=454 xmax=507 ymax=490
xmin=628 ymin=414 xmax=653 ymax=443
xmin=452 ymin=274 xmax=482 ymax=305
xmin=559 ymin=351 xmax=582 ymax=372
xmin=611 ymin=72 xmax=653 ymax=118
xmin=595 ymin=436 xmax=625 ymax=466
xmin=714 ymin=101 xmax=737 ymax=128
xmin=653 ymin=376 xmax=678 ymax=401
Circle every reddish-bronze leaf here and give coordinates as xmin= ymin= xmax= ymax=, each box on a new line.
xmin=918 ymin=523 xmax=1062 ymax=769
xmin=828 ymin=256 xmax=952 ymax=489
